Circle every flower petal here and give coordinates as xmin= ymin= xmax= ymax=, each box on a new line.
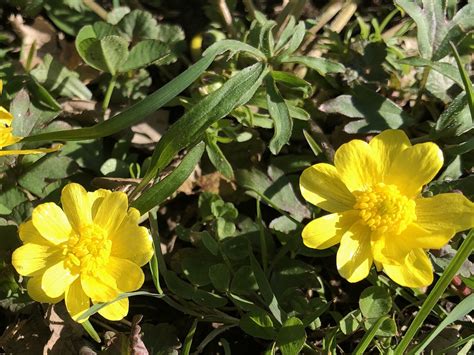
xmin=42 ymin=261 xmax=78 ymax=298
xmin=386 ymin=142 xmax=443 ymax=198
xmin=12 ymin=243 xmax=60 ymax=276
xmin=383 ymin=248 xmax=433 ymax=287
xmin=98 ymin=297 xmax=129 ymax=321
xmin=61 ymin=183 xmax=92 ymax=232
xmin=371 ymin=224 xmax=428 ymax=265
xmin=111 ymin=212 xmax=153 ymax=267
xmin=65 ymin=278 xmax=90 ymax=323
xmin=81 ymin=272 xmax=119 ymax=302
xmin=300 ymin=163 xmax=355 ymax=212
xmin=415 ymin=193 xmax=474 ymax=233
xmin=32 ymin=203 xmax=72 ymax=245
xmin=27 ymin=276 xmax=63 ymax=303
xmin=105 ymin=257 xmax=144 ymax=292
xmin=18 ymin=221 xmax=52 ymax=245
xmin=334 ymin=139 xmax=381 ymax=192
xmin=336 ymin=221 xmax=373 ymax=282
xmin=302 ymin=210 xmax=359 ymax=249
xmin=93 ymin=191 xmax=128 ymax=234
xmin=0 ymin=145 xmax=61 ymax=156
xmin=89 ymin=189 xmax=111 ymax=219
xmin=369 ymin=130 xmax=411 ymax=180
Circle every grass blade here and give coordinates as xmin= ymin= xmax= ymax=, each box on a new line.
xmin=450 ymin=42 xmax=474 ymax=121
xmin=394 ymin=230 xmax=474 ymax=355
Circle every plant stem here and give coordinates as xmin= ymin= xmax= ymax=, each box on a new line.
xmin=394 ymin=230 xmax=474 ymax=355
xmin=83 ymin=0 xmax=108 ymax=20
xmin=103 ymin=74 xmax=117 ymax=112
xmin=256 ymin=198 xmax=268 ymax=273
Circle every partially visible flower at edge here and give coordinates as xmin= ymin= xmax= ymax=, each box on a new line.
xmin=12 ymin=183 xmax=154 ymax=322
xmin=299 ymin=129 xmax=474 ymax=288
xmin=0 ymin=81 xmax=61 ymax=156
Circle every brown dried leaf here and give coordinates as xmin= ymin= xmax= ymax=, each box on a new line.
xmin=131 ymin=110 xmax=169 ymax=150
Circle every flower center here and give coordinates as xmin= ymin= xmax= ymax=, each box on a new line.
xmin=64 ymin=224 xmax=112 ymax=275
xmin=353 ymin=183 xmax=416 ymax=234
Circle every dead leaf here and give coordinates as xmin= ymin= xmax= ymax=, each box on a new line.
xmin=9 ymin=15 xmax=58 ymax=69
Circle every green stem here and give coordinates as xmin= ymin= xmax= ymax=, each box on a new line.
xmin=103 ymin=74 xmax=117 ymax=112
xmin=394 ymin=230 xmax=474 ymax=355
xmin=256 ymin=198 xmax=268 ymax=273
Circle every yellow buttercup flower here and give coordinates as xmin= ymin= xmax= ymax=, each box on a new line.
xmin=0 ymin=81 xmax=60 ymax=156
xmin=300 ymin=130 xmax=474 ymax=288
xmin=12 ymin=183 xmax=154 ymax=321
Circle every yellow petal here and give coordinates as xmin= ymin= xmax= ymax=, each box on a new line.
xmin=336 ymin=221 xmax=373 ymax=282
xmin=32 ymin=203 xmax=72 ymax=244
xmin=89 ymin=189 xmax=111 ymax=219
xmin=111 ymin=215 xmax=153 ymax=267
xmin=65 ymin=278 xmax=90 ymax=323
xmin=61 ymin=183 xmax=92 ymax=232
xmin=18 ymin=221 xmax=52 ymax=245
xmin=93 ymin=191 xmax=128 ymax=234
xmin=386 ymin=142 xmax=443 ymax=198
xmin=369 ymin=130 xmax=411 ymax=180
xmin=98 ymin=297 xmax=129 ymax=321
xmin=27 ymin=276 xmax=63 ymax=303
xmin=42 ymin=261 xmax=78 ymax=298
xmin=300 ymin=163 xmax=355 ymax=212
xmin=383 ymin=248 xmax=433 ymax=287
xmin=81 ymin=272 xmax=119 ymax=302
xmin=415 ymin=193 xmax=474 ymax=233
xmin=302 ymin=210 xmax=359 ymax=249
xmin=371 ymin=224 xmax=427 ymax=265
xmin=12 ymin=243 xmax=60 ymax=277
xmin=0 ymin=144 xmax=62 ymax=156
xmin=106 ymin=257 xmax=144 ymax=292
xmin=0 ymin=106 xmax=13 ymax=124
xmin=334 ymin=139 xmax=381 ymax=192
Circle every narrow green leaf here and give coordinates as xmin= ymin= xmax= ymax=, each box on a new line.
xmin=265 ymin=74 xmax=292 ymax=155
xmin=182 ymin=319 xmax=199 ymax=355
xmin=25 ymin=41 xmax=264 ymax=143
xmin=353 ymin=316 xmax=388 ymax=355
xmin=283 ymin=21 xmax=306 ymax=55
xmin=281 ymin=56 xmax=345 ymax=76
xmin=131 ymin=142 xmax=205 ymax=214
xmin=450 ymin=42 xmax=474 ymax=121
xmin=82 ymin=320 xmax=101 ymax=343
xmin=412 ymin=294 xmax=474 ymax=354
xmin=77 ymin=291 xmax=164 ymax=321
xmin=394 ymin=230 xmax=474 ymax=355
xmin=398 ymin=57 xmax=463 ymax=86
xmin=302 ymin=129 xmax=323 ymax=157
xmin=205 ymin=134 xmax=234 ymax=180
xmin=141 ymin=62 xmax=266 ymax=186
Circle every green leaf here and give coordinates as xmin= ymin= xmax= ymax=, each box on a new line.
xmin=320 ymin=85 xmax=414 ymax=133
xmin=209 ymin=263 xmax=231 ymax=291
xmin=77 ymin=291 xmax=164 ymax=321
xmin=231 ymin=265 xmax=258 ymax=294
xmin=117 ymin=9 xmax=159 ymax=42
xmin=142 ymin=62 xmax=266 ymax=184
xmin=78 ymin=35 xmax=129 ymax=74
xmin=395 ymin=1 xmax=474 ymax=60
xmin=433 ymin=93 xmax=472 ymax=138
xmin=413 ymin=294 xmax=474 ymax=354
xmin=359 ymin=286 xmax=392 ymax=319
xmin=271 ymin=71 xmax=312 ymax=98
xmin=202 ymin=39 xmax=266 ymax=61
xmin=240 ymin=310 xmax=277 ymax=340
xmin=205 ymin=134 xmax=234 ymax=180
xmin=353 ymin=316 xmax=388 ymax=355
xmin=450 ymin=42 xmax=474 ymax=121
xmin=283 ymin=21 xmax=306 ymax=56
xmin=275 ymin=317 xmax=306 ymax=355
xmin=120 ymin=40 xmax=171 ymax=71
xmin=398 ymin=57 xmax=463 ymax=86
xmin=30 ymin=54 xmax=92 ymax=100
xmin=281 ymin=56 xmax=345 ymax=76
xmin=131 ymin=142 xmax=205 ymax=214
xmin=339 ymin=310 xmax=362 ymax=335
xmin=25 ymin=41 xmax=264 ymax=143
xmin=265 ymin=74 xmax=292 ymax=155
xmin=200 ymin=231 xmax=219 ymax=256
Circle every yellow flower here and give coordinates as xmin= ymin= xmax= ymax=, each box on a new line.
xmin=12 ymin=183 xmax=154 ymax=321
xmin=0 ymin=81 xmax=60 ymax=156
xmin=300 ymin=130 xmax=474 ymax=288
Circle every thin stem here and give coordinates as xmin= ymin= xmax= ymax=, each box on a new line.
xmin=243 ymin=0 xmax=257 ymax=20
xmin=394 ymin=230 xmax=474 ymax=355
xmin=216 ymin=0 xmax=237 ymax=38
xmin=83 ymin=0 xmax=108 ymax=20
xmin=102 ymin=74 xmax=117 ymax=112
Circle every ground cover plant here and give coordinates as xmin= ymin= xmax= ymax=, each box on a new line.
xmin=0 ymin=0 xmax=473 ymax=353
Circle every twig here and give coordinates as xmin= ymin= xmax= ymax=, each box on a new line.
xmin=274 ymin=0 xmax=306 ymax=39
xmin=243 ymin=0 xmax=257 ymax=20
xmin=216 ymin=0 xmax=237 ymax=38
xmin=329 ymin=0 xmax=358 ymax=34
